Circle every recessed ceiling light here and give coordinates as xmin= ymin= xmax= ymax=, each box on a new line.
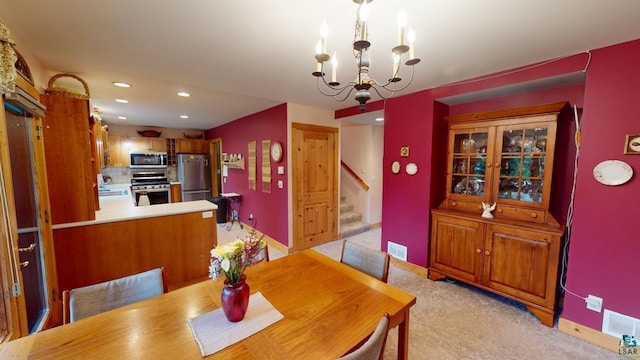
xmin=115 ymin=99 xmax=129 ymax=103
xmin=177 ymin=92 xmax=191 ymax=97
xmin=180 ymin=115 xmax=189 ymax=119
xmin=113 ymin=82 xmax=131 ymax=88
xmin=375 ymin=117 xmax=384 ymax=122
xmin=117 ymin=116 xmax=127 ymax=120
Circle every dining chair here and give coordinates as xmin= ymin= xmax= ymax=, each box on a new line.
xmin=251 ymin=244 xmax=269 ymax=264
xmin=340 ymin=240 xmax=390 ymax=283
xmin=337 ymin=313 xmax=390 ymax=360
xmin=62 ymin=267 xmax=168 ymax=324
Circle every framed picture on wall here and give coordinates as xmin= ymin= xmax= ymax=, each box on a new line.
xmin=400 ymin=146 xmax=410 ymax=157
xmin=624 ymin=134 xmax=640 ymax=154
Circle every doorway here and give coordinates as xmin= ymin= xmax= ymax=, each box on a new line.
xmin=4 ymin=108 xmax=50 ymax=333
xmin=291 ymin=123 xmax=338 ymax=251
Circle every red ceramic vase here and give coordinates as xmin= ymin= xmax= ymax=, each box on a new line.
xmin=221 ymin=274 xmax=250 ymax=322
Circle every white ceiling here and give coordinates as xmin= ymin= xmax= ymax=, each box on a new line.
xmin=2 ymin=1 xmax=640 ymax=129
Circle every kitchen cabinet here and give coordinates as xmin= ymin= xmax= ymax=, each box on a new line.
xmin=106 ymin=135 xmax=129 ymax=167
xmin=429 ymin=102 xmax=568 ymax=327
xmin=167 ymin=138 xmax=176 ymax=166
xmin=41 ymin=94 xmax=97 ymax=224
xmin=176 ymin=138 xmax=209 ymax=154
xmin=170 ymin=183 xmax=181 ymax=202
xmin=130 ymin=137 xmax=167 ymax=152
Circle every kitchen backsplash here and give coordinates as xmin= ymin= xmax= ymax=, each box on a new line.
xmin=101 ymin=166 xmax=178 ymax=184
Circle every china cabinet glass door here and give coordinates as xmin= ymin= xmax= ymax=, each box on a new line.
xmin=449 ymin=128 xmax=494 ymax=201
xmin=495 ymin=123 xmax=551 ymax=208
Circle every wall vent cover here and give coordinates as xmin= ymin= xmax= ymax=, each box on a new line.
xmin=388 ymin=241 xmax=407 ymax=261
xmin=602 ymin=309 xmax=640 ymax=338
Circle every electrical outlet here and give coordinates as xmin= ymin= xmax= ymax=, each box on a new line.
xmin=586 ymin=295 xmax=603 ymax=312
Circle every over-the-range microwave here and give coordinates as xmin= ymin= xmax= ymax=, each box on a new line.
xmin=129 ymin=151 xmax=168 ymax=168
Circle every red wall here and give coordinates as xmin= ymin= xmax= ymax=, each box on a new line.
xmin=205 ymin=104 xmax=288 ymax=246
xmin=561 ymin=39 xmax=640 ymax=329
xmin=380 ymin=39 xmax=640 ymax=331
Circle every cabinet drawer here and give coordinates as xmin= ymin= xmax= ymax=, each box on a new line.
xmin=443 ymin=199 xmax=483 ymax=214
xmin=494 ymin=205 xmax=545 ymax=223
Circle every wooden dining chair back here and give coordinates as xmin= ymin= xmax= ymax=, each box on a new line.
xmin=62 ymin=267 xmax=167 ymax=324
xmin=337 ymin=313 xmax=390 ymax=360
xmin=340 ymin=240 xmax=390 ymax=283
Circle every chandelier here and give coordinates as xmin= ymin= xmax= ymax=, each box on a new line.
xmin=312 ymin=0 xmax=420 ymax=111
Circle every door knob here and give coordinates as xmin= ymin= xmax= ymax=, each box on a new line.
xmin=19 ymin=243 xmax=36 ymax=252
xmin=19 ymin=260 xmax=30 ymax=267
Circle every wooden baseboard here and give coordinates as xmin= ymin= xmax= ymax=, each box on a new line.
xmin=370 ymin=222 xmax=381 ymax=230
xmin=390 ymin=257 xmax=428 ymax=277
xmin=558 ymin=317 xmax=618 ymax=355
xmin=240 ymin=222 xmax=290 ymax=255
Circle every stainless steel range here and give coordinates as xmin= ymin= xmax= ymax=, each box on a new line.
xmin=130 ymin=172 xmax=171 ymax=206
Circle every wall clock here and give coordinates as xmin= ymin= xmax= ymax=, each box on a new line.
xmin=271 ymin=141 xmax=283 ymax=162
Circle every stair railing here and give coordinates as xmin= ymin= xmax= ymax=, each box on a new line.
xmin=341 ymin=160 xmax=370 ymax=191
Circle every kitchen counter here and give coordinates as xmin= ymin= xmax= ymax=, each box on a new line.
xmin=54 ymin=184 xmax=216 ymax=229
xmin=52 ymin=183 xmax=218 ymax=305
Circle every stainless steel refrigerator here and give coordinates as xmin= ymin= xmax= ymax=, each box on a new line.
xmin=177 ymin=154 xmax=212 ymax=201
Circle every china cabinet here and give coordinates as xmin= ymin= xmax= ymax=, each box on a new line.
xmin=429 ymin=102 xmax=569 ymax=327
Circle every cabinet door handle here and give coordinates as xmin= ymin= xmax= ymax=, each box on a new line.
xmin=450 ymin=202 xmax=457 ymax=207
xmin=530 ymin=213 xmax=538 ymax=218
xmin=476 ymin=248 xmax=481 ymax=254
xmin=495 ymin=162 xmax=500 ymax=168
xmin=484 ymin=250 xmax=491 ymax=256
xmin=496 ymin=208 xmax=503 ymax=214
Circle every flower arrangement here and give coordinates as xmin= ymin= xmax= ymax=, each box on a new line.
xmin=209 ymin=228 xmax=267 ymax=284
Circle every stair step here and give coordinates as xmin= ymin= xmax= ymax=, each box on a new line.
xmin=340 ymin=221 xmax=371 ymax=239
xmin=340 ymin=211 xmax=362 ymax=225
xmin=340 ymin=202 xmax=354 ymax=213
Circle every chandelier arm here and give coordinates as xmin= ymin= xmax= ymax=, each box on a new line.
xmin=380 ymin=65 xmax=416 ymax=92
xmin=369 ymin=85 xmax=392 ymax=100
xmin=316 ymin=77 xmax=356 ymax=100
xmin=336 ymin=86 xmax=357 ymax=103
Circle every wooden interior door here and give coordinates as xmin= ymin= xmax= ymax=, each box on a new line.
xmin=292 ymin=123 xmax=338 ymax=251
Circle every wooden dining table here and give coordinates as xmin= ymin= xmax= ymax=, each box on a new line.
xmin=0 ymin=249 xmax=416 ymax=359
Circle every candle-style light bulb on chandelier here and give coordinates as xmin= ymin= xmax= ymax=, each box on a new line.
xmin=312 ymin=0 xmax=420 ymax=111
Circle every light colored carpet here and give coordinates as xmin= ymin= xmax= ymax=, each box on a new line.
xmin=217 ymin=226 xmax=615 ymax=359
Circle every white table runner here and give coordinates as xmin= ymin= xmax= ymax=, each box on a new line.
xmin=188 ymin=291 xmax=284 ymax=357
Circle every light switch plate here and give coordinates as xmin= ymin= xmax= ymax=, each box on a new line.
xmin=277 ymin=180 xmax=284 ymax=188
xmin=278 ymin=166 xmax=285 ymax=175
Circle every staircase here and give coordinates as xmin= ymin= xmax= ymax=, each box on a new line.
xmin=339 ymin=196 xmax=370 ymax=239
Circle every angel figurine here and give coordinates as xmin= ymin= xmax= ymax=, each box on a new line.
xmin=481 ymin=202 xmax=496 ymax=218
